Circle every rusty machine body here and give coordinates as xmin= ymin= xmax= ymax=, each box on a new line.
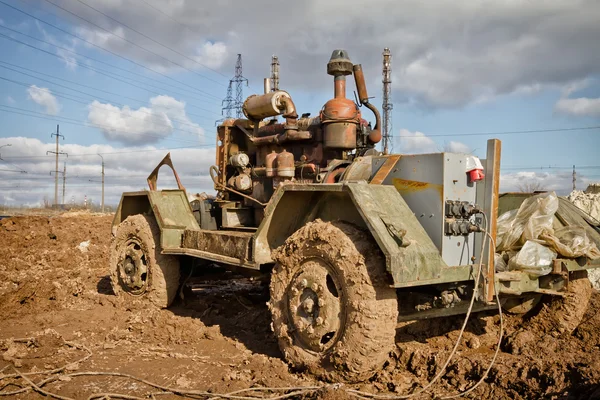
xmin=110 ymin=50 xmax=600 ymax=382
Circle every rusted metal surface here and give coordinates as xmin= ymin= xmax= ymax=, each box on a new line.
xmin=146 ymin=153 xmax=185 ymax=192
xmin=369 ymin=155 xmax=400 ymax=185
xmin=182 ymin=229 xmax=253 ymax=261
xmin=215 ymin=126 xmax=229 ymax=189
xmin=320 ymin=50 xmax=360 ymax=150
xmin=243 ymin=91 xmax=296 ymax=121
xmin=352 ymin=64 xmax=368 ymax=102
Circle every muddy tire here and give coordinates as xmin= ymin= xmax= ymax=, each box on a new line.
xmin=269 ymin=220 xmax=398 ymax=382
xmin=110 ymin=214 xmax=180 ymax=308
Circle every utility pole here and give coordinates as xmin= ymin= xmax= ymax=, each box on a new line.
xmin=47 ymin=125 xmax=67 ymax=207
xmin=270 ymin=55 xmax=279 ymax=91
xmin=382 ymin=48 xmax=393 ymax=155
xmin=98 ymin=154 xmax=105 ymax=213
xmin=573 ymin=165 xmax=576 ymax=191
xmin=62 ymin=162 xmax=66 ymax=204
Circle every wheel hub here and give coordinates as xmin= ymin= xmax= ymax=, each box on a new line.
xmin=287 ymin=259 xmax=343 ymax=352
xmin=117 ymin=240 xmax=148 ymax=295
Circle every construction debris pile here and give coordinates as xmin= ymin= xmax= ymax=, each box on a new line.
xmin=495 ymin=192 xmax=600 ymax=278
xmin=569 ymin=184 xmax=600 ymax=221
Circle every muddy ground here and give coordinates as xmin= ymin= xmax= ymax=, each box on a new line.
xmin=1 ymin=213 xmax=600 ymax=399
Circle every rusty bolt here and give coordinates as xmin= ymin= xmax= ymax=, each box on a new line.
xmin=311 ymin=282 xmax=319 ymax=291
xmin=318 ymin=298 xmax=326 ymax=307
xmin=315 ymin=317 xmax=324 ymax=326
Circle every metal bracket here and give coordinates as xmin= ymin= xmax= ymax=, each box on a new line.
xmin=147 ymin=152 xmax=186 ymax=192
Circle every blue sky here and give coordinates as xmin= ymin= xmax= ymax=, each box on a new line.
xmin=0 ymin=0 xmax=599 ymax=206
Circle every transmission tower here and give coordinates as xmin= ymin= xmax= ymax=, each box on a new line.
xmin=233 ymin=54 xmax=248 ymax=118
xmin=382 ymin=48 xmax=393 ymax=154
xmin=217 ymin=81 xmax=235 ymax=125
xmin=217 ymin=54 xmax=248 ymax=124
xmin=270 ymin=55 xmax=279 ymax=91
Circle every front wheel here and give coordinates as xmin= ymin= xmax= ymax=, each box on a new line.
xmin=110 ymin=214 xmax=180 ymax=308
xmin=269 ymin=220 xmax=398 ymax=382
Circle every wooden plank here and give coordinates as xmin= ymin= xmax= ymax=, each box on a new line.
xmin=483 ymin=139 xmax=501 ymax=302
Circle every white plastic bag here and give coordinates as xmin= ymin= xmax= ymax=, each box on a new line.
xmin=508 ymin=240 xmax=556 ymax=278
xmin=496 ymin=209 xmax=519 ymax=251
xmin=494 ymin=253 xmax=508 ymax=272
xmin=496 ymin=192 xmax=558 ymax=251
xmin=539 ymin=226 xmax=600 ymax=259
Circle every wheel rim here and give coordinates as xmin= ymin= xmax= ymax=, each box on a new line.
xmin=286 ymin=258 xmax=345 ymax=353
xmin=116 ymin=238 xmax=149 ymax=295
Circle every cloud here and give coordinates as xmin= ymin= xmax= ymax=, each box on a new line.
xmin=555 ymin=97 xmax=600 ymax=117
xmin=499 ymin=170 xmax=590 ymax=196
xmin=193 ymin=41 xmax=228 ymax=70
xmin=396 ymin=129 xmax=470 ymax=154
xmin=397 ymin=129 xmax=438 ymax=153
xmin=5 ymin=96 xmax=15 ymax=105
xmin=36 ymin=21 xmax=79 ymax=70
xmin=445 ymin=141 xmax=472 ymax=154
xmin=87 ymin=95 xmax=204 ymax=145
xmin=26 ymin=85 xmax=60 ymax=115
xmin=49 ymin=0 xmax=600 ymax=108
xmin=0 ymin=137 xmax=215 ymax=207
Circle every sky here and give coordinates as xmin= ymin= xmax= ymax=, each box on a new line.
xmin=0 ymin=0 xmax=599 ymax=207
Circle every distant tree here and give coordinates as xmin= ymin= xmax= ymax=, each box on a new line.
xmin=517 ymin=180 xmax=544 ymax=193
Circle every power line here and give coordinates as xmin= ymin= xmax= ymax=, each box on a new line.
xmin=1 ymin=144 xmax=213 ymax=160
xmin=0 ymin=0 xmax=221 ymax=99
xmin=0 ymin=70 xmax=213 ymax=137
xmin=39 ymin=0 xmax=226 ymax=87
xmin=0 ymin=32 xmax=221 ymax=108
xmin=502 ymin=165 xmax=600 ymax=170
xmin=0 ymin=58 xmax=218 ymax=122
xmin=70 ymin=0 xmax=228 ymax=82
xmin=400 ymin=125 xmax=600 ymax=138
xmin=0 ymin=25 xmax=219 ymax=106
xmin=0 ymin=105 xmax=205 ymax=145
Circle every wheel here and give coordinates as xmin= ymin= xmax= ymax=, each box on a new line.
xmin=269 ymin=220 xmax=398 ymax=382
xmin=110 ymin=214 xmax=180 ymax=308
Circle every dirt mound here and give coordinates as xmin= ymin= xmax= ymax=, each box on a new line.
xmin=1 ymin=214 xmax=600 ymax=399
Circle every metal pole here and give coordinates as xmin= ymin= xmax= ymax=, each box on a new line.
xmin=62 ymin=162 xmax=66 ymax=204
xmin=98 ymin=154 xmax=104 ymax=213
xmin=54 ymin=125 xmax=59 ymax=206
xmin=48 ymin=125 xmax=66 ymax=207
xmin=271 ymin=55 xmax=279 ymax=91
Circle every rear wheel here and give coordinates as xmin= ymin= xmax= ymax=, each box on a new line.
xmin=269 ymin=220 xmax=398 ymax=382
xmin=110 ymin=214 xmax=180 ymax=308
